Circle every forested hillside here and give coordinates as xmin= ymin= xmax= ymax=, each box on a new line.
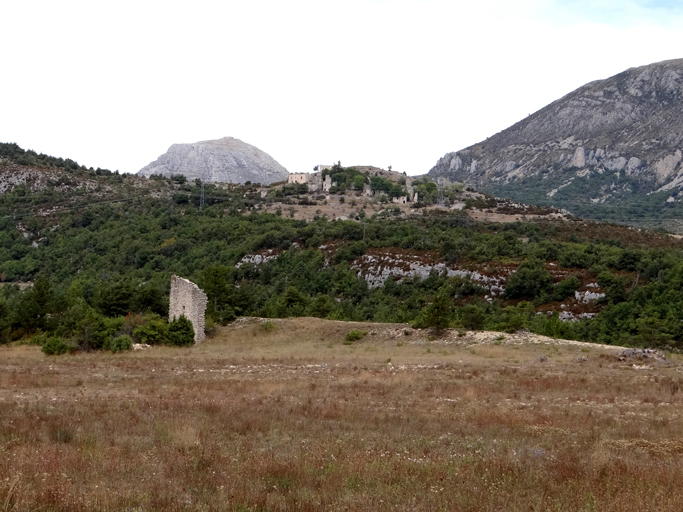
xmin=2 ymin=144 xmax=683 ymax=352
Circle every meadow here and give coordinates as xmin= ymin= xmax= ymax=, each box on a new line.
xmin=2 ymin=317 xmax=683 ymax=511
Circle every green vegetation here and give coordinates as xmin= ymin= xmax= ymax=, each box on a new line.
xmin=344 ymin=329 xmax=367 ymax=343
xmin=167 ymin=315 xmax=195 ymax=346
xmin=0 ymin=142 xmax=112 ymax=175
xmin=486 ymin=167 xmax=683 ymax=231
xmin=3 ymin=144 xmax=683 ymax=352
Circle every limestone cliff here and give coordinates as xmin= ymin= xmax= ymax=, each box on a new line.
xmin=428 ymin=58 xmax=683 ymax=230
xmin=138 ymin=137 xmax=288 ymax=185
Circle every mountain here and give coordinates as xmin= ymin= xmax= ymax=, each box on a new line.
xmin=428 ymin=58 xmax=683 ymax=232
xmin=138 ymin=137 xmax=289 ymax=185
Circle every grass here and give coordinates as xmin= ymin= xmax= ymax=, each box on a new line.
xmin=2 ymin=317 xmax=683 ymax=510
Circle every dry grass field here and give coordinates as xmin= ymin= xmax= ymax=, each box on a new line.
xmin=3 ymin=317 xmax=683 ymax=511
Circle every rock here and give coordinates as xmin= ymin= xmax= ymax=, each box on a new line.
xmin=571 ymin=147 xmax=586 ymax=168
xmin=618 ymin=348 xmax=666 ymax=361
xmin=575 ymin=290 xmax=605 ymax=304
xmin=138 ymin=137 xmax=288 ymax=185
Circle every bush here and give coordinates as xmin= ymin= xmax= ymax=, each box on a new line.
xmin=344 ymin=329 xmax=367 ymax=344
xmin=218 ymin=305 xmax=236 ymax=324
xmin=30 ymin=331 xmax=49 ymax=346
xmin=133 ymin=315 xmax=169 ymax=345
xmin=89 ymin=316 xmax=125 ymax=350
xmin=167 ymin=315 xmax=195 ymax=346
xmin=42 ymin=336 xmax=69 ymax=356
xmin=110 ymin=335 xmax=132 ymax=353
xmin=261 ymin=320 xmax=276 ymax=332
xmin=554 ymin=276 xmax=581 ymax=301
xmin=460 ymin=304 xmax=486 ymax=330
xmin=505 ymin=260 xmax=554 ymax=300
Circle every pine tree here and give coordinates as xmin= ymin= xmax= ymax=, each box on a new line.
xmin=167 ymin=315 xmax=195 ymax=346
xmin=425 ymin=291 xmax=452 ymax=335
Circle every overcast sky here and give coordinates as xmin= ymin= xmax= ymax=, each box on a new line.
xmin=2 ymin=0 xmax=682 ymax=176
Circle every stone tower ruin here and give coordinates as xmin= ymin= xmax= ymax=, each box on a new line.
xmin=169 ymin=275 xmax=208 ymax=343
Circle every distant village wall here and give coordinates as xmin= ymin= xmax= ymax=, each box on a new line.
xmin=169 ymin=275 xmax=208 ymax=343
xmin=284 ymin=166 xmax=416 ymax=201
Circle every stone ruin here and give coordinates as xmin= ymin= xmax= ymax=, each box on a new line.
xmin=169 ymin=275 xmax=208 ymax=343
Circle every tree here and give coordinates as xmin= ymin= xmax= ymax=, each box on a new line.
xmin=131 ymin=283 xmax=167 ymax=316
xmin=424 ymin=291 xmax=452 ymax=334
xmin=96 ymin=281 xmax=133 ymax=317
xmin=201 ymin=265 xmax=232 ymax=311
xmin=168 ymin=315 xmax=195 ymax=346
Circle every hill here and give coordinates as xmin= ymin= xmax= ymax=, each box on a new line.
xmin=1 ymin=145 xmax=683 ymax=351
xmin=138 ymin=136 xmax=289 ymax=185
xmin=428 ymin=58 xmax=683 ymax=232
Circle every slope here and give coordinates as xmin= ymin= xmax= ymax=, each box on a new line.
xmin=428 ymin=58 xmax=683 ymax=232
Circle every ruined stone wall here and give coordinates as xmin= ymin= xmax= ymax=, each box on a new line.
xmin=287 ymin=173 xmax=309 ymax=184
xmin=169 ymin=275 xmax=208 ymax=343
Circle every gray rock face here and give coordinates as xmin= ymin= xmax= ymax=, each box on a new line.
xmin=428 ymin=58 xmax=683 ymax=228
xmin=138 ymin=137 xmax=288 ymax=185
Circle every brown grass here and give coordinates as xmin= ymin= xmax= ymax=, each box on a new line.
xmin=2 ymin=317 xmax=683 ymax=510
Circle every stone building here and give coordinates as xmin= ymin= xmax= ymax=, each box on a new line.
xmin=287 ymin=173 xmax=309 ymax=185
xmin=169 ymin=275 xmax=208 ymax=343
xmin=287 ymin=171 xmax=329 ymax=192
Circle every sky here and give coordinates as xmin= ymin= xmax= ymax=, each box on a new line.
xmin=2 ymin=0 xmax=683 ymax=176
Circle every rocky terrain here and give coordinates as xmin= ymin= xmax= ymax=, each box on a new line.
xmin=138 ymin=137 xmax=289 ymax=185
xmin=429 ymin=58 xmax=683 ymax=231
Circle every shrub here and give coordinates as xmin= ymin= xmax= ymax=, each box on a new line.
xmin=30 ymin=331 xmax=49 ymax=346
xmin=460 ymin=304 xmax=486 ymax=331
xmin=167 ymin=315 xmax=195 ymax=346
xmin=344 ymin=329 xmax=367 ymax=343
xmin=133 ymin=315 xmax=168 ymax=345
xmin=42 ymin=336 xmax=69 ymax=356
xmin=89 ymin=316 xmax=125 ymax=350
xmin=110 ymin=335 xmax=132 ymax=353
xmin=261 ymin=320 xmax=276 ymax=332
xmin=505 ymin=260 xmax=554 ymax=300
xmin=218 ymin=305 xmax=236 ymax=324
xmin=554 ymin=276 xmax=581 ymax=301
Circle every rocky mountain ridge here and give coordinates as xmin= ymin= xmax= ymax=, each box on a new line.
xmin=138 ymin=137 xmax=289 ymax=185
xmin=428 ymin=58 xmax=683 ymax=231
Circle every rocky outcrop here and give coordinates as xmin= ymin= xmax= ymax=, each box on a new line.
xmin=138 ymin=137 xmax=288 ymax=185
xmin=349 ymin=249 xmax=506 ymax=294
xmin=428 ymin=58 xmax=683 ymax=228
